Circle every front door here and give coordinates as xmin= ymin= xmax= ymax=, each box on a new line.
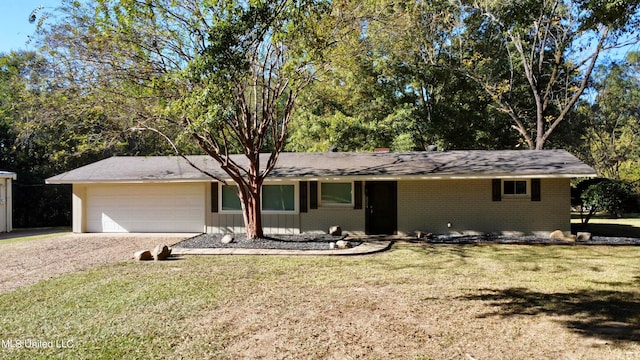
xmin=365 ymin=181 xmax=397 ymax=235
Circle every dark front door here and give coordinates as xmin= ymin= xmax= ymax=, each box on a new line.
xmin=365 ymin=181 xmax=397 ymax=235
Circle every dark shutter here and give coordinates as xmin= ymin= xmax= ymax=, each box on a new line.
xmin=492 ymin=179 xmax=502 ymax=202
xmin=531 ymin=179 xmax=541 ymax=202
xmin=354 ymin=181 xmax=363 ymax=209
xmin=299 ymin=181 xmax=308 ymax=213
xmin=211 ymin=182 xmax=218 ymax=212
xmin=310 ymin=181 xmax=318 ymax=209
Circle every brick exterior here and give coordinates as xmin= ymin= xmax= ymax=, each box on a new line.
xmin=205 ymin=178 xmax=570 ymax=236
xmin=397 ymin=178 xmax=570 ymax=236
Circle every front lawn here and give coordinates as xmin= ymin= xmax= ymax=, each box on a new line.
xmin=572 ymin=213 xmax=640 ymax=237
xmin=1 ymin=244 xmax=640 ymax=359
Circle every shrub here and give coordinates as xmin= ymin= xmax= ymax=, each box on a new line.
xmin=580 ymin=179 xmax=635 ymax=224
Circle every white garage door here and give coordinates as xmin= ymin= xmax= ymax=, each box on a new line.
xmin=87 ymin=183 xmax=205 ymax=233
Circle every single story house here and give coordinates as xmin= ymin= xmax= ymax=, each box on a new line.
xmin=0 ymin=171 xmax=17 ymax=233
xmin=46 ymin=150 xmax=596 ymax=236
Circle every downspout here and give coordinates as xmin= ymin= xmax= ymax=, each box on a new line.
xmin=6 ymin=177 xmax=13 ymax=232
xmin=0 ymin=178 xmax=7 ymax=232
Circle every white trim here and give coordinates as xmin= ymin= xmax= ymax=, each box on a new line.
xmin=45 ymin=172 xmax=597 ymax=184
xmin=0 ymin=172 xmax=16 ymax=180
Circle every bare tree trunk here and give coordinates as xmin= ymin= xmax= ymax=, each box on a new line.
xmin=239 ymin=182 xmax=264 ymax=239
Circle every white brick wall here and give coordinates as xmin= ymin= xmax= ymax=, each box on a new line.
xmin=204 ymin=178 xmax=571 ymax=236
xmin=397 ymin=178 xmax=570 ymax=236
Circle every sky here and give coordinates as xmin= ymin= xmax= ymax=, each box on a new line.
xmin=0 ymin=0 xmax=60 ymax=54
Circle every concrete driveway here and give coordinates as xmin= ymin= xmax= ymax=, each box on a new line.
xmin=0 ymin=232 xmax=196 ymax=293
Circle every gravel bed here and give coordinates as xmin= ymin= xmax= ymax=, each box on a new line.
xmin=174 ymin=233 xmax=361 ymax=250
xmin=420 ymin=234 xmax=640 ymax=245
xmin=174 ymin=233 xmax=640 ymax=250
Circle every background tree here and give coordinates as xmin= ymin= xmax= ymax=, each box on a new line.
xmin=578 ymin=54 xmax=640 ymax=179
xmin=457 ymin=0 xmax=640 ymax=150
xmin=579 ymin=179 xmax=635 ymax=224
xmin=288 ymin=0 xmax=517 ymax=152
xmin=0 ymin=51 xmax=76 ymax=226
xmin=37 ymin=0 xmax=333 ymax=238
xmin=0 ymin=48 xmax=174 ymax=227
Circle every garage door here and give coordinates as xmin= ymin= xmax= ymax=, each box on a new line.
xmin=87 ymin=183 xmax=205 ymax=233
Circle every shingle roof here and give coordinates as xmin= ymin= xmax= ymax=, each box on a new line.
xmin=45 ymin=150 xmax=596 ymax=184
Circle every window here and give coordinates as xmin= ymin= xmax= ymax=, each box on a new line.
xmin=320 ymin=182 xmax=352 ymax=206
xmin=221 ymin=185 xmax=242 ymax=211
xmin=219 ymin=183 xmax=297 ymax=213
xmin=262 ymin=184 xmax=295 ymax=212
xmin=503 ymin=180 xmax=528 ymax=196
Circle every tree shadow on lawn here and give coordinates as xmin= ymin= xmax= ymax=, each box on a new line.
xmin=572 ymin=222 xmax=640 ymax=238
xmin=461 ymin=287 xmax=640 ymax=342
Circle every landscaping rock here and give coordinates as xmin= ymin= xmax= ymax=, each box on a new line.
xmin=550 ymin=230 xmax=575 ymax=242
xmin=151 ymin=244 xmax=171 ymax=260
xmin=576 ymin=232 xmax=592 ymax=242
xmin=329 ymin=226 xmax=342 ymax=236
xmin=415 ymin=231 xmax=434 ymax=239
xmin=134 ymin=250 xmax=153 ymax=261
xmin=336 ymin=240 xmax=352 ymax=249
xmin=550 ymin=230 xmax=565 ymax=240
xmin=221 ymin=234 xmax=234 ymax=244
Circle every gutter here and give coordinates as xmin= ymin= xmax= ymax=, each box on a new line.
xmin=45 ymin=172 xmax=598 ymax=185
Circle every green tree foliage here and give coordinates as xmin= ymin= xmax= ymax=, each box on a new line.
xmin=173 ymin=0 xmax=332 ymax=238
xmin=9 ymin=0 xmax=640 ymax=230
xmin=580 ymin=178 xmax=635 ymax=223
xmin=36 ymin=0 xmax=333 ymax=238
xmin=0 ymin=52 xmax=74 ymax=226
xmin=458 ymin=0 xmax=640 ymax=150
xmin=287 ymin=0 xmax=520 ymax=152
xmin=578 ymin=53 xmax=640 ymax=180
xmin=289 ymin=0 xmax=640 ymax=152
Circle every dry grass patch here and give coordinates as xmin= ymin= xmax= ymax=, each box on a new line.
xmin=1 ymin=243 xmax=640 ymax=359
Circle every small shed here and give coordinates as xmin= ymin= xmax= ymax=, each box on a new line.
xmin=0 ymin=171 xmax=16 ymax=232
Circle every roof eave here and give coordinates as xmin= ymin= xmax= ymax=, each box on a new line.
xmin=275 ymin=173 xmax=597 ymax=181
xmin=46 ymin=172 xmax=597 ymax=184
xmin=0 ymin=172 xmax=17 ymax=180
xmin=45 ymin=178 xmax=213 ymax=185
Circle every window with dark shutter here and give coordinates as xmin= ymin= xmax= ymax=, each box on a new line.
xmin=211 ymin=182 xmax=218 ymax=212
xmin=492 ymin=179 xmax=502 ymax=201
xmin=310 ymin=181 xmax=318 ymax=209
xmin=299 ymin=181 xmax=308 ymax=212
xmin=354 ymin=181 xmax=363 ymax=209
xmin=531 ymin=179 xmax=541 ymax=201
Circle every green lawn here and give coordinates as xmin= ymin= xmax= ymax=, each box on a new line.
xmin=572 ymin=213 xmax=640 ymax=237
xmin=1 ymin=243 xmax=640 ymax=359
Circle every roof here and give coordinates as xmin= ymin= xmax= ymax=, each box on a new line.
xmin=45 ymin=150 xmax=597 ymax=184
xmin=0 ymin=171 xmax=16 ymax=180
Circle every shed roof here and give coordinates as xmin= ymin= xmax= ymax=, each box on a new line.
xmin=46 ymin=150 xmax=596 ymax=184
xmin=0 ymin=171 xmax=17 ymax=180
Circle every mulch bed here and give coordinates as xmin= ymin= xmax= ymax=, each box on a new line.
xmin=173 ymin=233 xmax=361 ymax=250
xmin=173 ymin=232 xmax=640 ymax=250
xmin=417 ymin=234 xmax=640 ymax=246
